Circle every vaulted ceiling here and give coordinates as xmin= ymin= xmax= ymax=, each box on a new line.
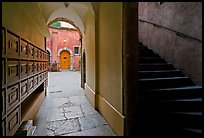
xmin=17 ymin=2 xmax=98 ymax=36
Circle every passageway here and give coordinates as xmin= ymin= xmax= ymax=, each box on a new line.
xmin=2 ymin=2 xmax=202 ymax=136
xmin=34 ymin=71 xmax=116 ymax=136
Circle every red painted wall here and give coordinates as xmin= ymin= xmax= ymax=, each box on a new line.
xmin=46 ymin=27 xmax=81 ymax=70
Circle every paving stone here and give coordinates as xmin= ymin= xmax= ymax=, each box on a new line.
xmin=46 ymin=129 xmax=55 ymax=136
xmin=49 ymin=107 xmax=64 ymax=114
xmin=62 ymin=125 xmax=116 ymax=136
xmin=69 ymin=95 xmax=89 ymax=105
xmin=60 ymin=100 xmax=78 ymax=108
xmin=51 ymin=97 xmax=70 ymax=108
xmin=81 ymin=102 xmax=98 ymax=116
xmin=47 ymin=120 xmax=67 ymax=131
xmin=35 ymin=72 xmax=116 ymax=136
xmin=63 ymin=106 xmax=84 ymax=119
xmin=40 ymin=97 xmax=53 ymax=108
xmin=47 ymin=112 xmax=66 ymax=122
xmin=35 ymin=123 xmax=49 ymax=136
xmin=48 ymin=86 xmax=61 ymax=93
xmin=79 ymin=113 xmax=108 ymax=131
xmin=47 ymin=118 xmax=81 ymax=136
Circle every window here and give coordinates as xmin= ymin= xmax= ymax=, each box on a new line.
xmin=74 ymin=47 xmax=80 ymax=55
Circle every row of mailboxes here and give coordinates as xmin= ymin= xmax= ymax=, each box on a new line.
xmin=2 ymin=106 xmax=21 ymax=136
xmin=2 ymin=27 xmax=49 ymax=136
xmin=2 ymin=60 xmax=48 ymax=86
xmin=2 ymin=28 xmax=48 ymax=61
xmin=7 ymin=106 xmax=21 ymax=136
xmin=2 ymin=71 xmax=48 ymax=115
xmin=2 ymin=72 xmax=48 ymax=135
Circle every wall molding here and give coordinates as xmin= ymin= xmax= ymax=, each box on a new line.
xmin=95 ymin=94 xmax=124 ymax=136
xmin=85 ymin=83 xmax=96 ymax=107
xmin=84 ymin=83 xmax=124 ymax=136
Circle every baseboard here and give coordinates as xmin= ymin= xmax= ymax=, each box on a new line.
xmin=95 ymin=94 xmax=124 ymax=136
xmin=85 ymin=83 xmax=95 ymax=107
xmin=84 ymin=84 xmax=124 ymax=136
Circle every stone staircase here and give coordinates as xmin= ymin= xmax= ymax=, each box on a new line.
xmin=136 ymin=42 xmax=202 ymax=137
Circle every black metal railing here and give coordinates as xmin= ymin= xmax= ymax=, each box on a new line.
xmin=139 ymin=19 xmax=202 ymax=43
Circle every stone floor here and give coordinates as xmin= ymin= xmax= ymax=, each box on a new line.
xmin=34 ymin=71 xmax=116 ymax=136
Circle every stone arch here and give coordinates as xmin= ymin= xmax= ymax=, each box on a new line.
xmin=48 ymin=17 xmax=83 ymax=38
xmin=58 ymin=47 xmax=74 ymax=71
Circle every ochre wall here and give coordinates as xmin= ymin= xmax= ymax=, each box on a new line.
xmin=96 ymin=2 xmax=124 ymax=136
xmin=138 ymin=2 xmax=202 ymax=86
xmin=83 ymin=2 xmax=124 ymax=136
xmin=2 ymin=2 xmax=46 ymax=49
xmin=83 ymin=9 xmax=96 ymax=106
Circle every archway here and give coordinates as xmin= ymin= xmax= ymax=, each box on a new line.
xmin=48 ymin=17 xmax=82 ymax=38
xmin=60 ymin=50 xmax=70 ymax=69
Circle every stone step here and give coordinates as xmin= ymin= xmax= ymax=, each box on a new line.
xmin=139 ymin=70 xmax=184 ymax=79
xmin=137 ymin=42 xmax=202 ymax=137
xmin=139 ymin=63 xmax=176 ymax=71
xmin=139 ymin=57 xmax=167 ymax=63
xmin=139 ymin=98 xmax=202 ymax=113
xmin=141 ymin=86 xmax=202 ymax=100
xmin=139 ymin=77 xmax=195 ymax=90
xmin=139 ymin=51 xmax=161 ymax=58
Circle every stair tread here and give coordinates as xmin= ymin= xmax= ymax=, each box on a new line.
xmin=139 ymin=63 xmax=172 ymax=65
xmin=138 ymin=42 xmax=202 ymax=136
xmin=139 ymin=69 xmax=180 ymax=73
xmin=173 ymin=112 xmax=202 ymax=116
xmin=148 ymin=86 xmax=202 ymax=91
xmin=139 ymin=57 xmax=164 ymax=59
xmin=174 ymin=98 xmax=202 ymax=102
xmin=140 ymin=97 xmax=202 ymax=103
xmin=139 ymin=63 xmax=176 ymax=71
xmin=139 ymin=70 xmax=185 ymax=79
xmin=139 ymin=76 xmax=189 ymax=81
xmin=179 ymin=128 xmax=202 ymax=134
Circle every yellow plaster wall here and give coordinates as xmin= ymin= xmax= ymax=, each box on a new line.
xmin=83 ymin=9 xmax=96 ymax=106
xmin=96 ymin=2 xmax=124 ymax=135
xmin=2 ymin=2 xmax=45 ymax=49
xmin=97 ymin=2 xmax=123 ymax=116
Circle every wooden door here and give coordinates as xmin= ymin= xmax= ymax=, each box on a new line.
xmin=60 ymin=50 xmax=70 ymax=69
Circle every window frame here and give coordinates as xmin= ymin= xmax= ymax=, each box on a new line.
xmin=73 ymin=46 xmax=80 ymax=55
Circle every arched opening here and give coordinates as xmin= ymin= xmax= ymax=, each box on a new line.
xmin=46 ymin=19 xmax=82 ymax=72
xmin=60 ymin=50 xmax=70 ymax=69
xmin=48 ymin=18 xmax=82 ymax=38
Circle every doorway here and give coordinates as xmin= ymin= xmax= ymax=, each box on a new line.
xmin=60 ymin=50 xmax=70 ymax=69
